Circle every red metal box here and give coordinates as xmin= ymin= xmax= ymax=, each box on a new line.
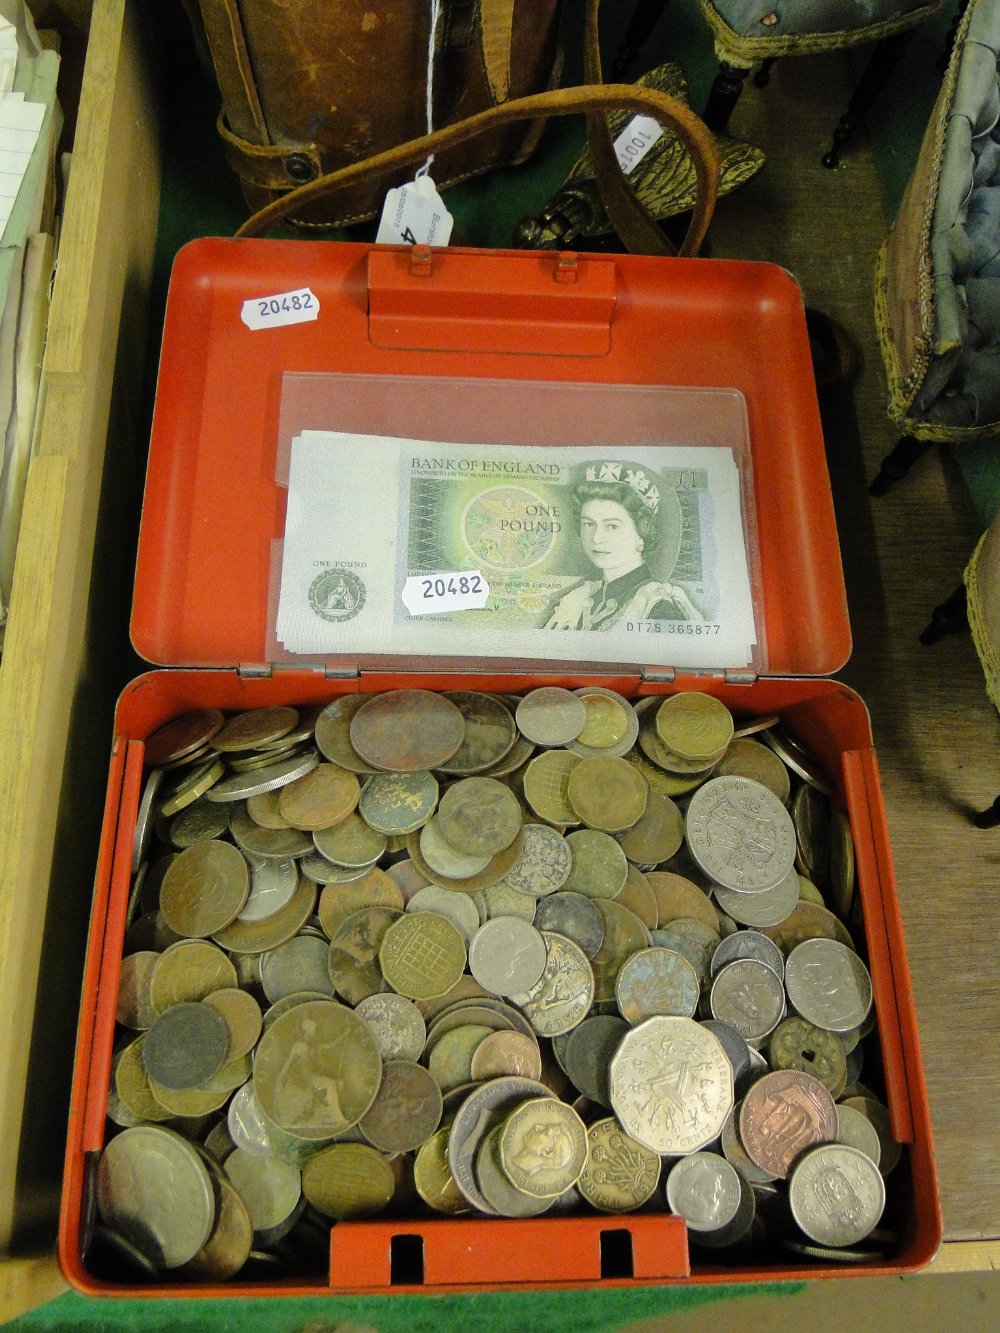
xmin=58 ymin=240 xmax=940 ymax=1295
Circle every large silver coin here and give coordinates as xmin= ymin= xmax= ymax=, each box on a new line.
xmin=685 ymin=776 xmax=796 ymax=893
xmin=784 ymin=937 xmax=873 ymax=1033
xmin=788 ymin=1142 xmax=886 ymax=1245
xmin=609 ymin=1016 xmax=733 ymax=1155
xmin=96 ymin=1125 xmax=215 ymax=1268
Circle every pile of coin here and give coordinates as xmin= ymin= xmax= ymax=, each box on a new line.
xmin=92 ymin=686 xmax=898 ymax=1283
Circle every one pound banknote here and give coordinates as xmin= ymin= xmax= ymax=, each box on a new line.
xmin=275 ymin=432 xmax=758 ymax=668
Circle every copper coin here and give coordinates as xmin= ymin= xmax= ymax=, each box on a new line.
xmin=436 ymin=777 xmax=522 ymax=856
xmin=327 ymin=905 xmax=402 ymax=1005
xmin=314 ymin=695 xmax=381 ymax=775
xmin=278 ymin=762 xmax=360 ymax=830
xmin=209 ymin=706 xmax=300 ymax=753
xmin=437 ymin=691 xmax=517 ymax=774
xmin=358 ymin=1059 xmax=443 ymax=1154
xmin=159 ymin=840 xmax=250 ymax=939
xmin=144 ymin=710 xmax=225 ymax=768
xmin=142 ymin=1001 xmax=231 ymax=1091
xmin=350 ymin=690 xmax=466 ymax=772
xmin=739 ymin=1069 xmax=838 ymax=1178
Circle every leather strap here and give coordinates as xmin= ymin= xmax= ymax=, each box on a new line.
xmin=479 ymin=0 xmax=516 ymax=104
xmin=236 ymin=81 xmax=720 ymax=253
xmin=197 ymin=0 xmax=273 ymax=149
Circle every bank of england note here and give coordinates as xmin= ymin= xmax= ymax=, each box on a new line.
xmin=275 ymin=432 xmax=758 ymax=668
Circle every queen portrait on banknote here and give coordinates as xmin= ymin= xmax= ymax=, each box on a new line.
xmin=544 ymin=462 xmax=703 ymax=632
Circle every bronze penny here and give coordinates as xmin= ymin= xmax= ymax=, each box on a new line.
xmin=144 ymin=710 xmax=225 ymax=768
xmin=437 ymin=691 xmax=517 ymax=774
xmin=277 ymin=762 xmax=360 ymax=831
xmin=209 ymin=706 xmax=300 ymax=753
xmin=358 ymin=1059 xmax=443 ymax=1154
xmin=159 ymin=839 xmax=250 ymax=938
xmin=142 ymin=1001 xmax=231 ymax=1091
xmin=327 ymin=905 xmax=402 ymax=1005
xmin=739 ymin=1069 xmax=838 ymax=1178
xmin=317 ymin=867 xmax=405 ymax=938
xmin=436 ymin=777 xmax=522 ymax=856
xmin=202 ymin=987 xmax=263 ymax=1060
xmin=148 ymin=939 xmax=238 ymax=1012
xmin=350 ymin=690 xmax=466 ymax=772
xmin=211 ymin=875 xmax=318 ymax=954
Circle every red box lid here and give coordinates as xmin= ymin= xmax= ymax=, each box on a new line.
xmin=133 ymin=240 xmax=850 ymax=679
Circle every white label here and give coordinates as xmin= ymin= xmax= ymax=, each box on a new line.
xmin=402 ymin=571 xmax=489 ymax=616
xmin=241 ymin=287 xmax=319 ymax=330
xmin=613 ymin=115 xmax=663 ymax=174
xmin=376 ymin=175 xmax=454 ymax=247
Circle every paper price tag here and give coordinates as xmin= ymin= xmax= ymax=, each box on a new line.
xmin=241 ymin=287 xmax=319 ymax=330
xmin=402 ymin=572 xmax=490 ymax=616
xmin=376 ymin=175 xmax=454 ymax=247
xmin=613 ymin=115 xmax=662 ymax=174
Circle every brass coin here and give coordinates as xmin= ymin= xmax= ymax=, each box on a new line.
xmin=563 ymin=828 xmax=629 ymax=900
xmin=615 ymin=946 xmax=700 ymax=1024
xmin=314 ymin=695 xmax=382 ymax=775
xmin=114 ymin=1037 xmax=174 ymax=1123
xmin=646 ymin=871 xmax=719 ymax=931
xmin=616 ymin=790 xmax=684 ymax=865
xmin=482 ymin=881 xmax=537 ymax=923
xmin=245 ymin=789 xmax=293 ymax=830
xmin=475 ymin=1124 xmax=553 ymax=1218
xmin=770 ymin=1017 xmax=848 ymax=1094
xmin=211 ymin=875 xmax=317 ymax=954
xmin=515 ymin=687 xmax=587 ymax=747
xmin=499 ymin=1097 xmax=588 ymax=1199
xmin=655 ymin=692 xmax=734 ymax=761
xmin=178 ymin=1174 xmax=253 ymax=1281
xmin=350 ymin=689 xmax=466 ymax=772
xmin=278 ymin=762 xmax=360 ymax=831
xmin=567 ymin=756 xmax=648 ymax=833
xmin=469 ymin=1031 xmax=542 ymax=1082
xmin=578 ymin=1116 xmax=661 ymax=1213
xmin=415 ymin=974 xmax=492 ymax=1022
xmin=209 ymin=706 xmax=300 ymax=753
xmin=624 ymin=744 xmax=708 ymax=797
xmin=414 ymin=1127 xmax=471 ymax=1215
xmin=438 ymin=691 xmax=517 ymax=774
xmin=572 ymin=693 xmax=630 ymax=749
xmin=522 ymin=749 xmax=582 ymax=825
xmin=317 ymin=867 xmax=404 ymax=938
xmin=148 ymin=939 xmax=239 ymax=1012
xmin=302 ymin=1142 xmax=396 ymax=1219
xmin=146 ymin=1076 xmax=232 ymax=1119
xmin=437 ymin=777 xmax=522 ymax=856
xmin=616 ymin=865 xmax=658 ymax=930
xmin=327 ymin=906 xmax=401 ymax=1005
xmin=379 ymin=910 xmax=468 ymax=1001
xmin=253 ymin=999 xmax=382 ymax=1139
xmin=359 ymin=1059 xmax=444 ymax=1153
xmin=144 ymin=710 xmax=225 ymax=768
xmin=159 ymin=757 xmax=226 ymax=818
xmin=638 ymin=709 xmax=723 ymax=776
xmin=716 ymin=737 xmax=792 ymax=804
xmin=313 ymin=812 xmax=387 ymax=867
xmin=202 ymin=987 xmax=263 ymax=1060
xmin=358 ymin=770 xmax=439 ymax=835
xmin=159 ymin=839 xmax=250 ymax=938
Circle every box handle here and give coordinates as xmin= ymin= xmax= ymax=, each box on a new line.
xmin=843 ymin=747 xmax=921 ymax=1148
xmin=79 ymin=739 xmax=147 ymax=1152
xmin=328 ymin=1214 xmax=689 ymax=1289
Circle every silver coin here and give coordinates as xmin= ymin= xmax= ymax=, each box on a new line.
xmin=407 ymin=885 xmax=481 ymax=945
xmin=203 ymin=749 xmax=320 ymax=802
xmin=609 ymin=1016 xmax=733 ymax=1155
xmin=500 ymin=823 xmax=573 ymax=898
xmin=238 ymin=854 xmax=299 ymax=922
xmin=711 ymin=928 xmax=785 ymax=980
xmin=785 ymin=938 xmax=873 ymax=1033
xmin=685 ymin=776 xmax=797 ymax=893
xmin=468 ymin=918 xmax=547 ymax=997
xmin=515 ymin=687 xmax=587 ymax=747
xmin=666 ymin=1151 xmax=743 ymax=1232
xmin=507 ymin=931 xmax=595 ymax=1036
xmin=132 ymin=768 xmax=164 ymax=873
xmin=760 ymin=726 xmax=835 ymax=797
xmin=709 ymin=959 xmax=786 ymax=1045
xmin=447 ymin=1076 xmax=555 ymax=1214
xmin=355 ymin=992 xmax=427 ymax=1062
xmin=836 ymin=1103 xmax=882 ymax=1168
xmin=713 ymin=867 xmax=801 ymax=928
xmin=788 ymin=1142 xmax=886 ymax=1246
xmin=224 ymin=1146 xmax=303 ymax=1236
xmin=96 ymin=1125 xmax=215 ymax=1269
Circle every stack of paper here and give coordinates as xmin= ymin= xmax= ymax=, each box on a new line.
xmin=0 ymin=1 xmax=61 ymax=652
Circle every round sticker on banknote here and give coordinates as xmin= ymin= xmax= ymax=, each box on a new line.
xmin=308 ymin=569 xmax=367 ymax=623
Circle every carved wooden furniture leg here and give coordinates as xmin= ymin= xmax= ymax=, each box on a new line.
xmin=703 ymin=61 xmax=750 ymax=132
xmin=822 ymin=30 xmax=912 ymax=168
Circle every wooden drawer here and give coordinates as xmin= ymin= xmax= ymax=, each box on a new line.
xmin=0 ymin=0 xmax=160 ymax=1315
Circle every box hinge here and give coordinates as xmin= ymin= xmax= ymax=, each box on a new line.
xmin=325 ymin=664 xmax=361 ymax=679
xmin=238 ymin=662 xmax=272 ymax=678
xmin=367 ymin=247 xmax=617 ymax=356
xmin=641 ymin=667 xmax=676 ymax=684
xmin=724 ymin=668 xmax=758 ymax=684
xmin=644 ymin=667 xmax=758 ymax=685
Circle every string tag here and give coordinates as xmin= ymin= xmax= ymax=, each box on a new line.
xmin=376 ymin=174 xmax=453 ymax=247
xmin=613 ymin=115 xmax=663 ymax=174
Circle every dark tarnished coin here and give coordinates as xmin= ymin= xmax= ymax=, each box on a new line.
xmin=358 ymin=1059 xmax=443 ymax=1154
xmin=145 ymin=710 xmax=225 ymax=768
xmin=358 ymin=770 xmax=439 ymax=836
xmin=142 ymin=1001 xmax=231 ymax=1091
xmin=438 ymin=691 xmax=517 ymax=774
xmin=709 ymin=958 xmax=786 ymax=1044
xmin=567 ymin=755 xmax=648 ymax=833
xmin=739 ymin=1069 xmax=838 ymax=1178
xmin=793 ymin=783 xmax=831 ymax=885
xmin=533 ymin=891 xmax=605 ymax=958
xmin=515 ymin=687 xmax=587 ymax=747
xmin=828 ymin=808 xmax=856 ymax=919
xmin=437 ymin=776 xmax=522 ymax=856
xmin=253 ymin=999 xmax=382 ymax=1139
xmin=159 ymin=840 xmax=250 ymax=939
xmin=262 ymin=934 xmax=336 ymax=1004
xmin=327 ymin=905 xmax=401 ymax=1005
xmin=116 ymin=951 xmax=160 ymax=1030
xmin=209 ymin=706 xmax=300 ymax=753
xmin=350 ymin=689 xmax=465 ymax=772
xmin=313 ymin=812 xmax=387 ymax=867
xmin=314 ymin=695 xmax=381 ymax=775
xmin=652 ymin=917 xmax=721 ymax=987
xmin=770 ymin=1016 xmax=848 ymax=1094
xmin=563 ymin=1013 xmax=629 ymax=1107
xmin=168 ymin=795 xmax=231 ymax=848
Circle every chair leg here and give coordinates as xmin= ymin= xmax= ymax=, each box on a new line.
xmin=703 ymin=62 xmax=751 ymax=133
xmin=610 ymin=0 xmax=673 ymax=77
xmin=753 ymin=57 xmax=778 ymax=88
xmin=822 ymin=30 xmax=913 ymax=169
xmin=868 ymin=434 xmax=934 ymax=495
xmin=918 ymin=584 xmax=968 ymax=645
